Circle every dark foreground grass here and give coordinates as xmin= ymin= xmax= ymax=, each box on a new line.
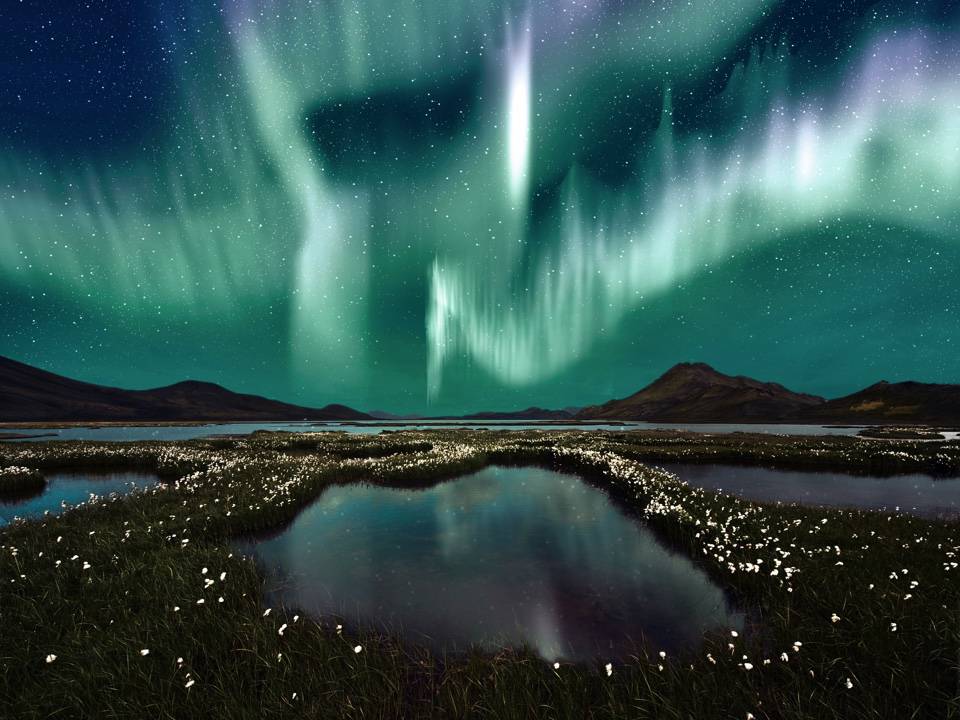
xmin=0 ymin=430 xmax=958 ymax=719
xmin=0 ymin=465 xmax=45 ymax=500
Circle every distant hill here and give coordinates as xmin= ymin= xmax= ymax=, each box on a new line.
xmin=0 ymin=356 xmax=371 ymax=422
xmin=576 ymin=362 xmax=825 ymax=422
xmin=461 ymin=406 xmax=575 ymax=421
xmin=367 ymin=410 xmax=425 ymax=420
xmin=797 ymin=380 xmax=960 ymax=425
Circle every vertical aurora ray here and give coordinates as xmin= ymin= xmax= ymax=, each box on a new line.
xmin=505 ymin=13 xmax=532 ymax=208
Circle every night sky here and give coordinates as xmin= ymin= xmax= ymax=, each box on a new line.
xmin=1 ymin=1 xmax=958 ymax=415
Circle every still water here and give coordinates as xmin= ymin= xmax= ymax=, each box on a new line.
xmin=660 ymin=463 xmax=960 ymax=519
xmin=237 ymin=465 xmax=742 ymax=662
xmin=3 ymin=420 xmax=865 ymax=442
xmin=0 ymin=471 xmax=159 ymax=527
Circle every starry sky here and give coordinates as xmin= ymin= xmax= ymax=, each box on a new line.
xmin=1 ymin=0 xmax=958 ymax=415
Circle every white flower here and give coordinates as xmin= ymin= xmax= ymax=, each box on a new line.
xmin=45 ymin=654 xmax=57 ymax=664
xmin=185 ymin=679 xmax=195 ymax=689
xmin=605 ymin=663 xmax=613 ymax=677
xmin=278 ymin=624 xmax=288 ymax=636
xmin=219 ymin=572 xmax=227 ymax=581
xmin=730 ymin=630 xmax=738 ymax=638
xmin=263 ymin=608 xmax=271 ymax=617
xmin=743 ymin=662 xmax=753 ymax=671
xmin=845 ymin=678 xmax=854 ymax=689
xmin=553 ymin=662 xmax=560 ymax=670
xmin=354 ymin=645 xmax=363 ymax=654
xmin=196 ymin=598 xmax=205 ymax=605
xmin=139 ymin=649 xmax=150 ymax=657
xmin=890 ymin=622 xmax=898 ymax=632
xmin=831 ymin=613 xmax=841 ymax=623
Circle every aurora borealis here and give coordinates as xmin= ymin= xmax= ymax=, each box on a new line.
xmin=1 ymin=1 xmax=958 ymax=414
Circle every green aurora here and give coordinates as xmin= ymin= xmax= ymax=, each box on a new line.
xmin=1 ymin=1 xmax=958 ymax=414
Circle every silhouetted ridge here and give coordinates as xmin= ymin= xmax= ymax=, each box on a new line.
xmin=0 ymin=355 xmax=371 ymax=422
xmin=576 ymin=362 xmax=825 ymax=422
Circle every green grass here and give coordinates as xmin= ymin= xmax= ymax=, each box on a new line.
xmin=1 ymin=430 xmax=958 ymax=718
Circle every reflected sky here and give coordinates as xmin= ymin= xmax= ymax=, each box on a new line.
xmin=0 ymin=471 xmax=159 ymax=526
xmin=238 ymin=465 xmax=742 ymax=661
xmin=661 ymin=463 xmax=960 ymax=519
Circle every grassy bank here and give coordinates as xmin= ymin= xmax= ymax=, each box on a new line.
xmin=0 ymin=465 xmax=45 ymax=500
xmin=1 ymin=430 xmax=958 ymax=718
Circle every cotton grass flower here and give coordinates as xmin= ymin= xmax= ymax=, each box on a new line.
xmin=139 ymin=649 xmax=150 ymax=657
xmin=353 ymin=645 xmax=363 ymax=654
xmin=605 ymin=663 xmax=613 ymax=677
xmin=45 ymin=654 xmax=57 ymax=664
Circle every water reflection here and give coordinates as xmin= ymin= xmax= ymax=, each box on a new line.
xmin=238 ymin=466 xmax=742 ymax=661
xmin=661 ymin=463 xmax=960 ymax=519
xmin=0 ymin=471 xmax=159 ymax=526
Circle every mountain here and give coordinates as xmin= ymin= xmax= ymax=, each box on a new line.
xmin=576 ymin=362 xmax=825 ymax=422
xmin=367 ymin=410 xmax=425 ymax=420
xmin=0 ymin=356 xmax=372 ymax=422
xmin=797 ymin=380 xmax=960 ymax=425
xmin=461 ymin=406 xmax=575 ymax=421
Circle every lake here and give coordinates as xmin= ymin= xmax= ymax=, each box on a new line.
xmin=236 ymin=465 xmax=742 ymax=662
xmin=660 ymin=463 xmax=960 ymax=519
xmin=2 ymin=420 xmax=866 ymax=442
xmin=0 ymin=471 xmax=160 ymax=527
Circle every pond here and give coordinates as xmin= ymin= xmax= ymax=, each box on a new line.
xmin=660 ymin=463 xmax=960 ymax=519
xmin=0 ymin=471 xmax=160 ymax=527
xmin=236 ymin=465 xmax=742 ymax=662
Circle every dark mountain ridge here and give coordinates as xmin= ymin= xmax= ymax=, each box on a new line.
xmin=797 ymin=379 xmax=960 ymax=425
xmin=576 ymin=362 xmax=826 ymax=422
xmin=3 ymin=355 xmax=956 ymax=425
xmin=0 ymin=355 xmax=371 ymax=422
